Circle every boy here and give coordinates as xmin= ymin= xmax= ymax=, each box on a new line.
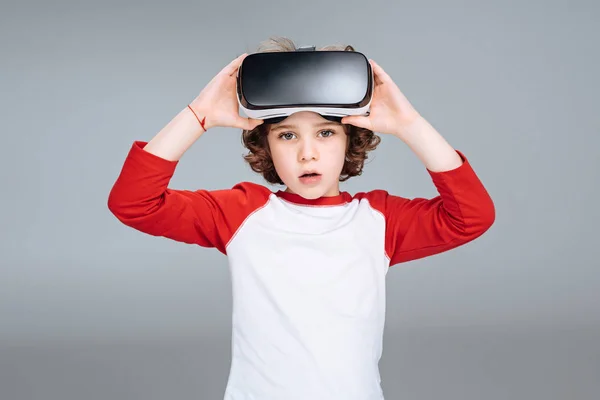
xmin=108 ymin=38 xmax=495 ymax=399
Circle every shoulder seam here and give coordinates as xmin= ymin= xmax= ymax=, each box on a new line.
xmin=224 ymin=192 xmax=273 ymax=250
xmin=362 ymin=197 xmax=392 ymax=263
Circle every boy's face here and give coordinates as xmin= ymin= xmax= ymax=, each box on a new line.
xmin=267 ymin=111 xmax=348 ymax=199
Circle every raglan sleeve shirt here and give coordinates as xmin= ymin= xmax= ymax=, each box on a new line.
xmin=365 ymin=150 xmax=495 ymax=266
xmin=107 ymin=141 xmax=268 ymax=254
xmin=109 ymin=141 xmax=495 ymax=266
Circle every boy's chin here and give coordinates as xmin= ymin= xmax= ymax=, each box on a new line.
xmin=296 ymin=189 xmax=325 ymax=200
xmin=284 ymin=182 xmax=337 ymax=200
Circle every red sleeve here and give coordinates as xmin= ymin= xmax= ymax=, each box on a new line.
xmin=107 ymin=141 xmax=271 ymax=254
xmin=363 ymin=150 xmax=495 ymax=266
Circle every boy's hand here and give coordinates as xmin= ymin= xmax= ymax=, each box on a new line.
xmin=190 ymin=54 xmax=264 ymax=131
xmin=341 ymin=59 xmax=422 ymax=137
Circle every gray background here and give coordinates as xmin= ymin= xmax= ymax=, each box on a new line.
xmin=1 ymin=0 xmax=599 ymax=399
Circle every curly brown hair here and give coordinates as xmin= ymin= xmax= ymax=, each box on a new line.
xmin=241 ymin=37 xmax=381 ymax=186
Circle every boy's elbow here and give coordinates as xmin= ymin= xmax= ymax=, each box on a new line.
xmin=451 ymin=195 xmax=495 ymax=240
xmin=485 ymin=199 xmax=496 ymax=229
xmin=107 ymin=186 xmax=166 ymax=228
xmin=107 ymin=190 xmax=126 ymax=221
xmin=472 ymin=196 xmax=496 ymax=236
xmin=107 ymin=188 xmax=138 ymax=223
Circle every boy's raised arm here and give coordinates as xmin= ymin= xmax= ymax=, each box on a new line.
xmin=341 ymin=59 xmax=495 ymax=265
xmin=107 ymin=54 xmax=266 ymax=253
xmin=143 ymin=53 xmax=263 ymax=161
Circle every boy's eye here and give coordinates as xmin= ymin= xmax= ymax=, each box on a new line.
xmin=279 ymin=132 xmax=296 ymax=140
xmin=319 ymin=130 xmax=335 ymax=138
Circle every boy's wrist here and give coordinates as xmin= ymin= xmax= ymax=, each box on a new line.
xmin=188 ymin=100 xmax=214 ymax=131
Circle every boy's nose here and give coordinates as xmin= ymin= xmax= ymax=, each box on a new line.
xmin=299 ymin=140 xmax=318 ymax=161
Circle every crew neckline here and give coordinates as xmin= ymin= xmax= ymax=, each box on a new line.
xmin=275 ymin=190 xmax=350 ymax=206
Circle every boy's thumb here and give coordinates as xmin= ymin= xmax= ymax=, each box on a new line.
xmin=341 ymin=115 xmax=370 ymax=129
xmin=237 ymin=117 xmax=263 ymax=130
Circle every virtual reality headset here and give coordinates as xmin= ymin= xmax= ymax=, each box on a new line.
xmin=236 ymin=46 xmax=373 ymax=124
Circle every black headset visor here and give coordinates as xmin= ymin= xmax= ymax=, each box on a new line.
xmin=237 ymin=50 xmax=373 ymax=121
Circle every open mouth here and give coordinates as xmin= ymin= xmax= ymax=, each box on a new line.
xmin=299 ymin=172 xmax=322 ymax=184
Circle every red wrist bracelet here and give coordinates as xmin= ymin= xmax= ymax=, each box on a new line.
xmin=187 ymin=104 xmax=207 ymax=132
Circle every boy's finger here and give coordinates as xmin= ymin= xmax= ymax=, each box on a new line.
xmin=369 ymin=59 xmax=391 ymax=85
xmin=223 ymin=53 xmax=248 ymax=76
